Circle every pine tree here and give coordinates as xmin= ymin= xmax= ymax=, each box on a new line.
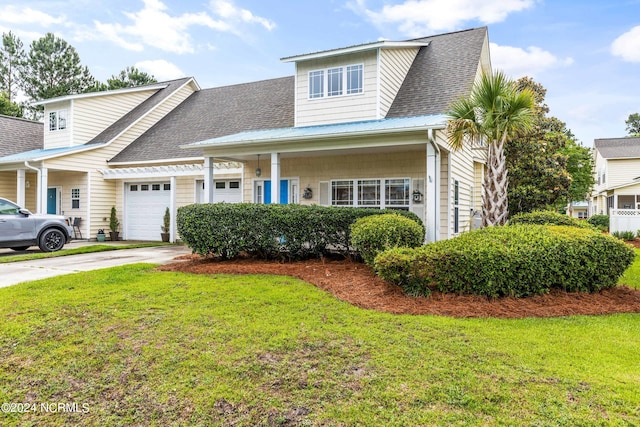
xmin=107 ymin=66 xmax=157 ymax=90
xmin=0 ymin=31 xmax=26 ymax=103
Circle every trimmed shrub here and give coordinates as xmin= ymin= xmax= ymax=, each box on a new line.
xmin=374 ymin=225 xmax=636 ymax=298
xmin=177 ymin=203 xmax=424 ymax=260
xmin=588 ymin=214 xmax=609 ymax=231
xmin=509 ymin=210 xmax=595 ymax=229
xmin=351 ymin=214 xmax=424 ymax=265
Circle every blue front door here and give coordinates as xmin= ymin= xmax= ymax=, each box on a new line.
xmin=263 ymin=180 xmax=289 ymax=204
xmin=47 ymin=188 xmax=57 ymax=214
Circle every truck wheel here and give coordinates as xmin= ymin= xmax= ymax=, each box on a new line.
xmin=39 ymin=229 xmax=65 ymax=252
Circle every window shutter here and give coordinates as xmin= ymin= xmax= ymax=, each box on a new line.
xmin=319 ymin=181 xmax=329 ymax=206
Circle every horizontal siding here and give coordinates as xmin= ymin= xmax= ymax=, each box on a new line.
xmin=379 ymin=48 xmax=419 ymax=117
xmin=606 ymin=158 xmax=640 ymax=188
xmin=72 ymin=90 xmax=157 ymax=145
xmin=0 ymin=171 xmax=41 ymax=212
xmin=296 ymin=51 xmax=378 ymax=126
xmin=43 ymin=101 xmax=72 ymax=149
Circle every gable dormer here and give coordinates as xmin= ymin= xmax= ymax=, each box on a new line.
xmin=35 ymin=83 xmax=170 ymax=150
xmin=282 ymin=40 xmax=428 ymax=127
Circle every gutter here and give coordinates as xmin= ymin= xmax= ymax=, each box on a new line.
xmin=426 ymin=129 xmax=441 ymax=242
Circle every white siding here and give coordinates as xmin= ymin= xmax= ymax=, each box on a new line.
xmin=43 ymin=101 xmax=72 ymax=149
xmin=295 ymin=51 xmax=378 ymax=126
xmin=606 ymin=158 xmax=640 ymax=188
xmin=379 ymin=48 xmax=419 ymax=117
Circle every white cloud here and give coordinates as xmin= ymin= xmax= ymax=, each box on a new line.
xmin=0 ymin=5 xmax=65 ymax=27
xmin=611 ymin=26 xmax=640 ymax=62
xmin=87 ymin=0 xmax=274 ymax=54
xmin=135 ymin=59 xmax=186 ymax=80
xmin=209 ymin=0 xmax=276 ymax=31
xmin=490 ymin=42 xmax=573 ymax=78
xmin=350 ymin=0 xmax=535 ymax=36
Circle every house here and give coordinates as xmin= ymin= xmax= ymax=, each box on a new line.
xmin=0 ymin=27 xmax=490 ymax=242
xmin=591 ymin=136 xmax=640 ymax=214
xmin=567 ymin=201 xmax=589 ymax=219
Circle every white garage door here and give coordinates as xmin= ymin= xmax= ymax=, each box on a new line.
xmin=125 ymin=182 xmax=170 ymax=241
xmin=196 ymin=179 xmax=242 ymax=203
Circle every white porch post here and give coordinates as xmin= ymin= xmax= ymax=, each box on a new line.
xmin=204 ymin=157 xmax=215 ymax=203
xmin=170 ymin=176 xmax=177 ymax=243
xmin=426 ymin=130 xmax=440 ymax=243
xmin=16 ymin=169 xmax=25 ymax=207
xmin=39 ymin=167 xmax=49 ymax=214
xmin=271 ymin=152 xmax=280 ymax=204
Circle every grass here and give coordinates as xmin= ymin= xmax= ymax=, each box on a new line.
xmin=0 ymin=261 xmax=639 ymax=426
xmin=620 ymin=248 xmax=640 ymax=289
xmin=0 ymin=242 xmax=171 ymax=264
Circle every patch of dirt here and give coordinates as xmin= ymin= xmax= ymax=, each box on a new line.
xmin=159 ymin=252 xmax=640 ymax=319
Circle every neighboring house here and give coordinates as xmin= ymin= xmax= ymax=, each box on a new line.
xmin=0 ymin=27 xmax=490 ymax=242
xmin=567 ymin=201 xmax=589 ymax=219
xmin=591 ymin=136 xmax=640 ymax=214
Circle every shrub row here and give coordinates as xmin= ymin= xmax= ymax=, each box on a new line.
xmin=177 ymin=203 xmax=424 ymax=260
xmin=374 ymin=225 xmax=636 ymax=298
xmin=509 ymin=210 xmax=595 ymax=229
xmin=587 ymin=214 xmax=609 ymax=231
xmin=350 ymin=214 xmax=424 ymax=266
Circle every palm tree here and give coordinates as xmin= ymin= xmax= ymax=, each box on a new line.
xmin=446 ymin=71 xmax=536 ymax=226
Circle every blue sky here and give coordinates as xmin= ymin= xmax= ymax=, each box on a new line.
xmin=1 ymin=0 xmax=639 ymax=146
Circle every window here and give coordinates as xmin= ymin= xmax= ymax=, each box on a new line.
xmin=141 ymin=185 xmax=149 ymax=191
xmin=163 ymin=183 xmax=171 ymax=191
xmin=308 ymin=64 xmax=363 ymax=98
xmin=331 ymin=178 xmax=409 ymax=209
xmin=0 ymin=199 xmax=20 ymax=215
xmin=71 ymin=188 xmax=80 ymax=209
xmin=453 ymin=179 xmax=460 ymax=234
xmin=48 ymin=109 xmax=67 ymax=131
xmin=130 ymin=185 xmax=138 ymax=191
xmin=152 ymin=184 xmax=161 ymax=191
xmin=229 ymin=181 xmax=240 ymax=189
xmin=309 ymin=70 xmax=324 ymax=99
xmin=327 ymin=67 xmax=343 ymax=97
xmin=215 ymin=182 xmax=226 ymax=189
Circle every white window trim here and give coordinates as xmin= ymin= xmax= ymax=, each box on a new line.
xmin=48 ymin=109 xmax=68 ymax=132
xmin=307 ymin=63 xmax=364 ymax=100
xmin=329 ymin=177 xmax=411 ymax=209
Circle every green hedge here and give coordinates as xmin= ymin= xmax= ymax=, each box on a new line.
xmin=509 ymin=210 xmax=595 ymax=229
xmin=351 ymin=214 xmax=424 ymax=266
xmin=177 ymin=203 xmax=424 ymax=260
xmin=588 ymin=214 xmax=609 ymax=231
xmin=374 ymin=225 xmax=635 ymax=298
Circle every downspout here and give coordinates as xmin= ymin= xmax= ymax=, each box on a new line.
xmin=426 ymin=129 xmax=441 ymax=242
xmin=24 ymin=161 xmax=42 ymax=213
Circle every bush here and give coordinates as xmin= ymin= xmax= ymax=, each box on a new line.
xmin=177 ymin=203 xmax=424 ymax=260
xmin=587 ymin=214 xmax=609 ymax=231
xmin=351 ymin=214 xmax=424 ymax=265
xmin=509 ymin=210 xmax=595 ymax=229
xmin=374 ymin=225 xmax=636 ymax=298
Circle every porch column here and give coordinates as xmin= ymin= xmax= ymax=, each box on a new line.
xmin=16 ymin=169 xmax=25 ymax=207
xmin=170 ymin=176 xmax=177 ymax=243
xmin=204 ymin=157 xmax=215 ymax=203
xmin=39 ymin=167 xmax=49 ymax=214
xmin=271 ymin=152 xmax=280 ymax=204
xmin=426 ymin=130 xmax=440 ymax=243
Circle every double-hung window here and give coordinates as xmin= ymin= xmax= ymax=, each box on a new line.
xmin=308 ymin=64 xmax=363 ymax=98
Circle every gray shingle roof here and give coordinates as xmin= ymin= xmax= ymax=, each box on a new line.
xmin=595 ymin=137 xmax=640 ymax=159
xmin=0 ymin=115 xmax=43 ymax=157
xmin=110 ymin=76 xmax=294 ymax=163
xmin=88 ymin=77 xmax=193 ymax=145
xmin=386 ymin=27 xmax=487 ymax=117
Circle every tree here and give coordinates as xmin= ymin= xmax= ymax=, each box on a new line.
xmin=0 ymin=31 xmax=26 ymax=103
xmin=20 ymin=33 xmax=96 ymax=104
xmin=0 ymin=91 xmax=22 ymax=116
xmin=625 ymin=113 xmax=640 ymax=136
xmin=446 ymin=71 xmax=536 ymax=226
xmin=506 ymin=77 xmax=593 ymax=215
xmin=106 ymin=66 xmax=157 ymax=90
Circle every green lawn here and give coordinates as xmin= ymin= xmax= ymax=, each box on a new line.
xmin=0 ymin=258 xmax=639 ymax=426
xmin=0 ymin=242 xmax=170 ymax=264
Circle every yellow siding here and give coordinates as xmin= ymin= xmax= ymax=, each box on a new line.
xmin=0 ymin=171 xmax=39 ymax=211
xmin=72 ymin=90 xmax=158 ymax=145
xmin=295 ymin=51 xmax=378 ymax=126
xmin=606 ymin=158 xmax=640 ymax=187
xmin=379 ymin=48 xmax=419 ymax=117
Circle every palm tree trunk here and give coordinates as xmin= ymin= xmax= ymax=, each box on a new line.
xmin=482 ymin=135 xmax=509 ymax=226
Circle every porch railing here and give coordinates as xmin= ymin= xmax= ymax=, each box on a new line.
xmin=610 ymin=209 xmax=640 ymax=234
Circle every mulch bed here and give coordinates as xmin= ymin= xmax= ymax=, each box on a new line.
xmin=158 ymin=241 xmax=640 ymax=318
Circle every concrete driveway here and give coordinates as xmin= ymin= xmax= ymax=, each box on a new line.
xmin=0 ymin=244 xmax=192 ymax=288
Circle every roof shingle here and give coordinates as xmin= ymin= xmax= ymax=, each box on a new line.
xmin=595 ymin=137 xmax=640 ymax=159
xmin=0 ymin=115 xmax=43 ymax=157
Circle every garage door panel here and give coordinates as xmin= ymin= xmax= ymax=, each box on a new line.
xmin=126 ymin=182 xmax=170 ymax=241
